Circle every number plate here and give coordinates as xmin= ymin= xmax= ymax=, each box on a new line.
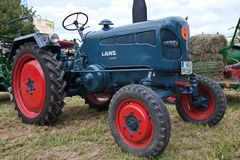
xmin=181 ymin=61 xmax=192 ymax=75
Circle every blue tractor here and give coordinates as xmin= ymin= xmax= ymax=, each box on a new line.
xmin=9 ymin=0 xmax=226 ymax=157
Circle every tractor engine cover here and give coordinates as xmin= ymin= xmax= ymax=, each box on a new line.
xmin=83 ymin=64 xmax=108 ymax=93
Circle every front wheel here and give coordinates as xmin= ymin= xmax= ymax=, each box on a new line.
xmin=176 ymin=76 xmax=227 ymax=126
xmin=109 ymin=84 xmax=171 ymax=157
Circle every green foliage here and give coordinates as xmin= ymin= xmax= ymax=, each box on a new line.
xmin=0 ymin=0 xmax=36 ymax=40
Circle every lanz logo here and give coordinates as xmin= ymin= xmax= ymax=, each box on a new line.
xmin=101 ymin=50 xmax=117 ymax=57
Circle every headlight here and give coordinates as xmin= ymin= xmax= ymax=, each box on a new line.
xmin=49 ymin=33 xmax=59 ymax=43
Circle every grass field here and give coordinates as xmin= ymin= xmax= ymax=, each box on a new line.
xmin=0 ymin=91 xmax=240 ymax=160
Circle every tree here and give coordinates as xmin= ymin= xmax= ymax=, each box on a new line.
xmin=0 ymin=0 xmax=36 ymax=40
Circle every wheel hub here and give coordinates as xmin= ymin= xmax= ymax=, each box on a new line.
xmin=26 ymin=78 xmax=35 ymax=94
xmin=116 ymin=99 xmax=153 ymax=146
xmin=182 ymin=85 xmax=215 ymax=120
xmin=191 ymin=95 xmax=210 ymax=110
xmin=126 ymin=115 xmax=139 ymax=132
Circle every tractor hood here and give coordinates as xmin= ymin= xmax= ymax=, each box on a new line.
xmin=86 ymin=16 xmax=189 ymax=39
xmin=84 ymin=16 xmax=190 ymax=73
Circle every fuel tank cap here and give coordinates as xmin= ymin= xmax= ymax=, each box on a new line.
xmin=99 ymin=19 xmax=113 ymax=30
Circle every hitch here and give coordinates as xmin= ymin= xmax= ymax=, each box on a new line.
xmin=176 ymin=74 xmax=209 ymax=110
xmin=176 ymin=74 xmax=198 ymax=96
xmin=189 ymin=74 xmax=198 ymax=97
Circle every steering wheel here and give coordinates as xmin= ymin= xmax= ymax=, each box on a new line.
xmin=62 ymin=12 xmax=88 ymax=31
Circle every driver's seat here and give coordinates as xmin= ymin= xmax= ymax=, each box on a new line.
xmin=58 ymin=41 xmax=75 ymax=48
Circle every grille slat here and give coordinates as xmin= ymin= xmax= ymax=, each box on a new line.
xmin=161 ymin=29 xmax=181 ymax=60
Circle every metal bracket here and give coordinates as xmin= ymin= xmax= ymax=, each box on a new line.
xmin=140 ymin=71 xmax=153 ymax=87
xmin=189 ymin=74 xmax=198 ymax=97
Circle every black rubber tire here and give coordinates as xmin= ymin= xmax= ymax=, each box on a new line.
xmin=176 ymin=76 xmax=227 ymax=126
xmin=11 ymin=43 xmax=66 ymax=125
xmin=109 ymin=84 xmax=171 ymax=157
xmin=84 ymin=95 xmax=111 ymax=110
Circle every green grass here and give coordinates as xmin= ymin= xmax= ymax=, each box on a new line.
xmin=0 ymin=91 xmax=240 ymax=160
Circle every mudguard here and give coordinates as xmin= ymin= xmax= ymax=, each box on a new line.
xmin=9 ymin=32 xmax=60 ymax=62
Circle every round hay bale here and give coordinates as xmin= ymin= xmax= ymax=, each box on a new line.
xmin=189 ymin=34 xmax=227 ymax=56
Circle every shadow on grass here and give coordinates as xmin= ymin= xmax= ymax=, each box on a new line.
xmin=57 ymin=103 xmax=108 ymax=125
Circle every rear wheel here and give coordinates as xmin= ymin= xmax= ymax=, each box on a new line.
xmin=109 ymin=84 xmax=171 ymax=157
xmin=84 ymin=93 xmax=112 ymax=110
xmin=176 ymin=76 xmax=226 ymax=126
xmin=11 ymin=43 xmax=66 ymax=124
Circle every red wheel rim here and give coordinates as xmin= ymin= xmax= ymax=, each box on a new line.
xmin=86 ymin=93 xmax=112 ymax=105
xmin=181 ymin=85 xmax=215 ymax=120
xmin=116 ymin=98 xmax=153 ymax=148
xmin=13 ymin=54 xmax=46 ymax=119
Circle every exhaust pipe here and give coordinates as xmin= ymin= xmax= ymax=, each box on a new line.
xmin=132 ymin=0 xmax=147 ymax=23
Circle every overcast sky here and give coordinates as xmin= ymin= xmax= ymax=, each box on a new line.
xmin=27 ymin=0 xmax=240 ymax=40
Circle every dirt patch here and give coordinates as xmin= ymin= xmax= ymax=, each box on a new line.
xmin=35 ymin=146 xmax=79 ymax=160
xmin=77 ymin=142 xmax=101 ymax=160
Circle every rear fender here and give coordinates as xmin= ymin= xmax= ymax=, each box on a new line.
xmin=9 ymin=33 xmax=60 ymax=62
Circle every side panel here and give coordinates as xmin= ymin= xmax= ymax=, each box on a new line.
xmin=86 ymin=38 xmax=158 ymax=69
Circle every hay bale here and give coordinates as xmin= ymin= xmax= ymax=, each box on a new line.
xmin=193 ymin=61 xmax=225 ymax=80
xmin=189 ymin=34 xmax=227 ymax=56
xmin=190 ymin=53 xmax=223 ymax=62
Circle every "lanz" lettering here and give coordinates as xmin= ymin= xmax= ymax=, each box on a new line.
xmin=101 ymin=50 xmax=117 ymax=57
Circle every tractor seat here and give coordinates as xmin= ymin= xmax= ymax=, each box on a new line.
xmin=58 ymin=41 xmax=75 ymax=48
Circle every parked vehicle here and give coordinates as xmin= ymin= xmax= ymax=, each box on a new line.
xmin=0 ymin=16 xmax=34 ymax=92
xmin=194 ymin=18 xmax=240 ymax=90
xmin=0 ymin=40 xmax=11 ymax=91
xmin=8 ymin=0 xmax=227 ymax=157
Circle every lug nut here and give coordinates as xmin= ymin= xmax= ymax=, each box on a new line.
xmin=138 ymin=132 xmax=141 ymax=135
xmin=130 ymin=134 xmax=133 ymax=137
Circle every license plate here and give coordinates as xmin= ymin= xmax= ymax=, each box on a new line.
xmin=181 ymin=61 xmax=192 ymax=75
